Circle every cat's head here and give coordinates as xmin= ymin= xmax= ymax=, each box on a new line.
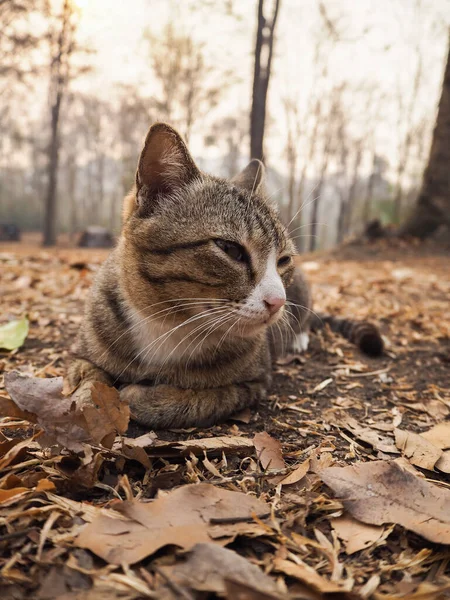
xmin=120 ymin=123 xmax=295 ymax=340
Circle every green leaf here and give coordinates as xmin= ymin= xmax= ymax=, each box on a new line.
xmin=0 ymin=317 xmax=29 ymax=351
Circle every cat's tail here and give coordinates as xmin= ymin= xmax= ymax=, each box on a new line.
xmin=309 ymin=314 xmax=384 ymax=357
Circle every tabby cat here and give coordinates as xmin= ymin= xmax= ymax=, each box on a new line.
xmin=68 ymin=123 xmax=382 ymax=429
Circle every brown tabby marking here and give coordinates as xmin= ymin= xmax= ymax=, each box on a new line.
xmin=68 ymin=123 xmax=382 ymax=430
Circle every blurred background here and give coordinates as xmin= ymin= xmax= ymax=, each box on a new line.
xmin=0 ymin=0 xmax=449 ymax=250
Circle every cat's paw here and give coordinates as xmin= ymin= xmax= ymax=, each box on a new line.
xmin=291 ymin=332 xmax=310 ymax=353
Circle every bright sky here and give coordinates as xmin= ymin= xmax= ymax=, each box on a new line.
xmin=61 ymin=0 xmax=450 ymax=173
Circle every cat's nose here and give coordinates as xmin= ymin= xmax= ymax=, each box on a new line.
xmin=264 ymin=296 xmax=285 ymax=316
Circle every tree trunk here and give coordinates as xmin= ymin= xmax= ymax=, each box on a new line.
xmin=250 ymin=0 xmax=280 ymax=161
xmin=43 ymin=0 xmax=71 ymax=247
xmin=43 ymin=94 xmax=62 ymax=246
xmin=400 ymin=38 xmax=450 ymax=238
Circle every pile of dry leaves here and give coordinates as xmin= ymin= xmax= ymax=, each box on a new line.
xmin=0 ymin=240 xmax=449 ymax=600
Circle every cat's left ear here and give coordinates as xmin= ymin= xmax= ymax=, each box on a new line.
xmin=231 ymin=159 xmax=266 ymax=195
xmin=135 ymin=122 xmax=201 ymax=205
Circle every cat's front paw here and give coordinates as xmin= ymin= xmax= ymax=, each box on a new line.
xmin=291 ymin=332 xmax=310 ymax=353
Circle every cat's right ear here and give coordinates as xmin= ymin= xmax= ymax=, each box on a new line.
xmin=231 ymin=159 xmax=266 ymax=195
xmin=134 ymin=122 xmax=201 ymax=212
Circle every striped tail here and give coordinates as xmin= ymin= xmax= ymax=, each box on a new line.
xmin=310 ymin=314 xmax=384 ymax=357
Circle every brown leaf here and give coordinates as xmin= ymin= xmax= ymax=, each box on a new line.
xmin=230 ymin=407 xmax=252 ymax=423
xmin=337 ymin=416 xmax=398 ymax=454
xmin=394 ymin=428 xmax=442 ymax=470
xmin=331 ymin=515 xmax=387 ymax=554
xmin=273 ymin=558 xmax=353 ymax=596
xmin=4 ymin=372 xmax=129 ymax=452
xmin=0 ymin=394 xmax=35 ymax=422
xmin=420 ymin=422 xmax=450 ymax=450
xmin=279 ymin=459 xmax=310 ymax=486
xmin=76 ymin=483 xmax=269 ymax=564
xmin=160 ymin=543 xmax=283 ymax=597
xmin=253 ymin=432 xmax=285 ymax=472
xmin=319 ymin=460 xmax=450 ymax=544
xmin=225 ymin=579 xmax=283 ymax=600
xmin=436 ymin=451 xmax=450 ymax=474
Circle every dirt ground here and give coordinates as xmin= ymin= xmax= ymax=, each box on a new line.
xmin=0 ymin=236 xmax=449 ymax=600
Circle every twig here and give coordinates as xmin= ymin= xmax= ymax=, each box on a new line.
xmin=0 ymin=528 xmax=36 ymax=543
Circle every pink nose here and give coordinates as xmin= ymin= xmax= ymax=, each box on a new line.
xmin=264 ymin=296 xmax=285 ymax=316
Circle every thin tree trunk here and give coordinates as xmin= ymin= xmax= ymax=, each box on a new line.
xmin=250 ymin=0 xmax=280 ymax=161
xmin=43 ymin=92 xmax=62 ymax=246
xmin=400 ymin=37 xmax=450 ymax=237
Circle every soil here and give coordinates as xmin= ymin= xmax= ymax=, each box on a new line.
xmin=0 ymin=235 xmax=449 ymax=599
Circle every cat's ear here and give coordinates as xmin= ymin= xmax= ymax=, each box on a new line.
xmin=135 ymin=123 xmax=200 ymax=205
xmin=231 ymin=159 xmax=266 ymax=195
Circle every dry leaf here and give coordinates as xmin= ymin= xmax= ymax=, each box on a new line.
xmin=253 ymin=432 xmax=285 ymax=471
xmin=224 ymin=579 xmax=283 ymax=600
xmin=420 ymin=422 xmax=450 ymax=449
xmin=338 ymin=416 xmax=398 ymax=454
xmin=435 ymin=451 xmax=450 ymax=474
xmin=230 ymin=407 xmax=252 ymax=423
xmin=4 ymin=372 xmax=129 ymax=452
xmin=76 ymin=483 xmax=269 ymax=564
xmin=319 ymin=460 xmax=450 ymax=544
xmin=160 ymin=543 xmax=283 ymax=597
xmin=279 ymin=458 xmax=310 ymax=486
xmin=273 ymin=558 xmax=352 ymax=595
xmin=394 ymin=428 xmax=442 ymax=470
xmin=331 ymin=515 xmax=387 ymax=554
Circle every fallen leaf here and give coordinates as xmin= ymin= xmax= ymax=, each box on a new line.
xmin=420 ymin=422 xmax=450 ymax=450
xmin=4 ymin=372 xmax=129 ymax=452
xmin=160 ymin=543 xmax=283 ymax=597
xmin=76 ymin=483 xmax=269 ymax=564
xmin=435 ymin=451 xmax=450 ymax=474
xmin=331 ymin=515 xmax=387 ymax=554
xmin=395 ymin=428 xmax=442 ymax=470
xmin=253 ymin=432 xmax=285 ymax=471
xmin=338 ymin=416 xmax=399 ymax=454
xmin=279 ymin=458 xmax=310 ymax=486
xmin=319 ymin=460 xmax=450 ymax=544
xmin=224 ymin=579 xmax=283 ymax=600
xmin=0 ymin=317 xmax=29 ymax=350
xmin=230 ymin=407 xmax=252 ymax=423
xmin=273 ymin=558 xmax=353 ymax=595
xmin=0 ymin=487 xmax=29 ymax=504
xmin=312 ymin=378 xmax=333 ymax=393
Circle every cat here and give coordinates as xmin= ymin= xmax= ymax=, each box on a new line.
xmin=67 ymin=123 xmax=383 ymax=429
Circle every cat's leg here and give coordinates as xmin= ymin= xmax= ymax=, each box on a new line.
xmin=120 ymin=381 xmax=267 ymax=429
xmin=66 ymin=358 xmax=113 ymax=390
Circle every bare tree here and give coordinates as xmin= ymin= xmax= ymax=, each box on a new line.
xmin=400 ymin=34 xmax=450 ymax=238
xmin=145 ymin=24 xmax=223 ymax=143
xmin=43 ymin=0 xmax=92 ymax=246
xmin=250 ymin=0 xmax=280 ymax=161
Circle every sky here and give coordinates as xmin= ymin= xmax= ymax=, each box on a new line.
xmin=66 ymin=0 xmax=450 ymax=176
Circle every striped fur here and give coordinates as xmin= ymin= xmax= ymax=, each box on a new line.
xmin=68 ymin=123 xmax=382 ymax=430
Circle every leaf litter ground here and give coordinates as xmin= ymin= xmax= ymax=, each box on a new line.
xmin=0 ymin=237 xmax=449 ymax=600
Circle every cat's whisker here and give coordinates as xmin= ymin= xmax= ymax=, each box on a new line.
xmin=113 ymin=306 xmax=229 ymax=383
xmin=284 ymin=181 xmax=321 ymax=232
xmin=286 ymin=300 xmax=323 ymax=324
xmin=100 ymin=299 xmax=231 ymax=361
xmin=214 ymin=316 xmax=241 ymax=355
xmin=153 ymin=310 xmax=233 ymax=383
xmin=143 ymin=306 xmax=232 ymax=374
xmin=184 ymin=312 xmax=236 ymax=370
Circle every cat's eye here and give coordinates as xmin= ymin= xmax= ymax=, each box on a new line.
xmin=277 ymin=255 xmax=292 ymax=268
xmin=214 ymin=239 xmax=248 ymax=263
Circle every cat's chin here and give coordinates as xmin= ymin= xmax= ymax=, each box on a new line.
xmin=233 ymin=319 xmax=273 ymax=339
